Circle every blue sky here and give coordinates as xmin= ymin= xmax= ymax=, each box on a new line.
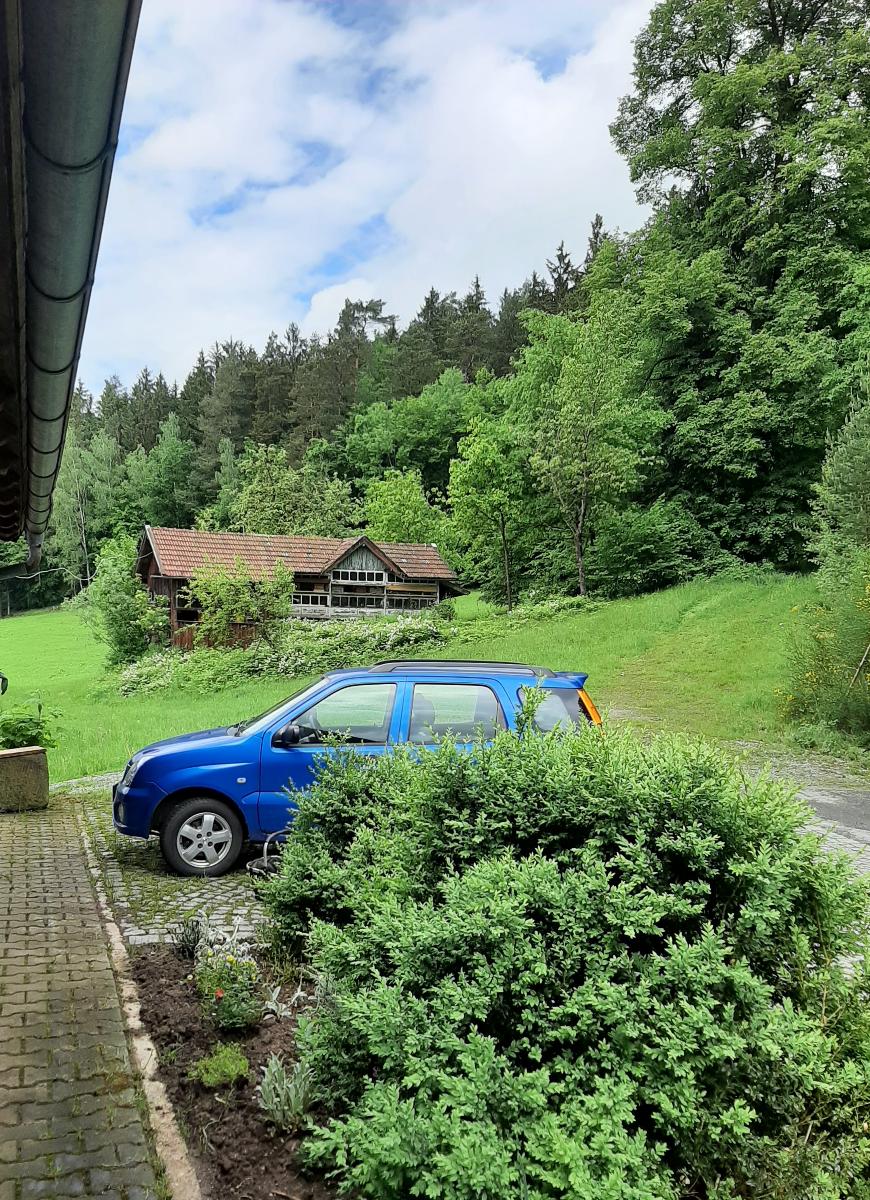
xmin=81 ymin=0 xmax=650 ymax=395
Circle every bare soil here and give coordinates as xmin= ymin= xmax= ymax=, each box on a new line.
xmin=130 ymin=946 xmax=337 ymax=1200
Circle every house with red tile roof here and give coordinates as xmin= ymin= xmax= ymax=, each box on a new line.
xmin=136 ymin=525 xmax=460 ymax=631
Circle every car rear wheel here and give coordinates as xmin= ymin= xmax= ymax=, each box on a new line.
xmin=159 ymin=797 xmax=244 ymax=877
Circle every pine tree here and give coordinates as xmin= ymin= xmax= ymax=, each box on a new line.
xmin=545 ymin=242 xmax=582 ymax=314
xmin=446 ymin=277 xmax=494 ymax=378
xmin=98 ymin=376 xmax=130 ymax=449
xmin=176 ymin=352 xmax=214 ymax=445
xmin=197 ymin=344 xmax=258 ymax=475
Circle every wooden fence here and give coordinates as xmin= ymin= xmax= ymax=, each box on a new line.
xmin=171 ymin=622 xmax=259 ymax=652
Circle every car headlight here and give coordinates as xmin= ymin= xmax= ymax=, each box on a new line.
xmin=119 ymin=758 xmax=139 ymax=790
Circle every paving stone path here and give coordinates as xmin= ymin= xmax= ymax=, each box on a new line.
xmin=0 ymin=805 xmax=160 ymax=1200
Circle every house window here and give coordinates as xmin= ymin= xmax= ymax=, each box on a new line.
xmin=332 ymin=568 xmax=386 ymax=584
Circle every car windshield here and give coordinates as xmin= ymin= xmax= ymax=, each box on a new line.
xmin=230 ymin=680 xmax=324 ymax=735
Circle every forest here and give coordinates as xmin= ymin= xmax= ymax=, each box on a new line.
xmin=6 ymin=0 xmax=869 ymax=734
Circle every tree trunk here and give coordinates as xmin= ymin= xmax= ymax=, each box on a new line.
xmin=498 ymin=512 xmax=513 ymax=611
xmin=574 ymin=529 xmax=586 ymax=597
xmin=574 ymin=491 xmax=588 ymax=597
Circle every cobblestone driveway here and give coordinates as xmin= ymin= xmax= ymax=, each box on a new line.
xmin=76 ymin=783 xmax=262 ymax=946
xmin=0 ymin=804 xmax=161 ymax=1199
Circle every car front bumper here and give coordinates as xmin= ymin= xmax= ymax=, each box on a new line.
xmin=112 ymin=779 xmax=165 ymax=838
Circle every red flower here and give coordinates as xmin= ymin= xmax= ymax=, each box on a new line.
xmin=214 ymin=988 xmax=225 ymax=1001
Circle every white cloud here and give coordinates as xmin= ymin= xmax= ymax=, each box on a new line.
xmin=80 ymin=0 xmax=651 ymax=395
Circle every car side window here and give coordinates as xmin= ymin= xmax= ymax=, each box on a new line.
xmin=294 ymin=683 xmax=397 ymax=745
xmin=408 ymin=683 xmax=505 ymax=744
xmin=520 ymin=687 xmax=583 ymax=731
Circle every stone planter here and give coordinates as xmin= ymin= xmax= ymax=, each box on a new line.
xmin=0 ymin=745 xmax=49 ymax=812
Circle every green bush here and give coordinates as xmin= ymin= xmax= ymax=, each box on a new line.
xmin=261 ymin=727 xmax=870 ymax=1199
xmin=0 ymin=699 xmax=57 ymax=749
xmin=188 ymin=1043 xmax=249 ymax=1088
xmin=117 ymin=646 xmax=255 ymax=696
xmin=85 ymin=535 xmax=169 ymax=666
xmin=116 ymin=611 xmax=450 ymax=696
xmin=185 ymin=557 xmax=295 ymax=648
xmin=586 ymin=501 xmax=725 ymax=599
xmin=785 ymin=548 xmax=870 ymax=740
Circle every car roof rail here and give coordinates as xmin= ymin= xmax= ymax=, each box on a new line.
xmin=368 ymin=659 xmax=557 ymax=678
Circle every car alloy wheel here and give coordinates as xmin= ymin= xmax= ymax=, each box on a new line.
xmin=175 ymin=811 xmax=234 ymax=868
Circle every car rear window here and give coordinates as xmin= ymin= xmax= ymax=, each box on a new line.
xmin=520 ymin=687 xmax=584 ymax=731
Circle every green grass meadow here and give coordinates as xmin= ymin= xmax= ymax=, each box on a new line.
xmin=0 ymin=573 xmax=815 ymax=781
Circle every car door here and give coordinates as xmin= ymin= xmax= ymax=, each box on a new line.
xmin=401 ymin=680 xmax=508 ymax=750
xmin=258 ymin=680 xmax=401 ymax=834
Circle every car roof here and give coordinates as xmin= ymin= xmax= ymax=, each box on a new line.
xmin=322 ymin=660 xmax=587 ymax=688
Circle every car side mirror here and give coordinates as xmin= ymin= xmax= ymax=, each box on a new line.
xmin=273 ymin=724 xmax=301 ymax=748
xmin=0 ymin=673 xmax=6 ymax=696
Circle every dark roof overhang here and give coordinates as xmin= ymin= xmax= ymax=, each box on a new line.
xmin=0 ymin=0 xmax=141 ymax=573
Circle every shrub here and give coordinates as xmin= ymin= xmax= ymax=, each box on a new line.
xmin=586 ymin=500 xmax=725 ymax=599
xmin=257 ymin=1054 xmax=314 ymax=1131
xmin=195 ymin=927 xmax=262 ymax=1030
xmin=86 ymin=535 xmax=169 ymax=665
xmin=117 ymin=647 xmax=254 ymax=696
xmin=261 ymin=726 xmax=870 ymax=1199
xmin=188 ymin=1043 xmax=249 ymax=1088
xmin=116 ymin=611 xmax=449 ymax=696
xmin=785 ymin=548 xmax=870 ymax=740
xmin=0 ymin=699 xmax=57 ymax=749
xmin=185 ymin=557 xmax=295 ymax=648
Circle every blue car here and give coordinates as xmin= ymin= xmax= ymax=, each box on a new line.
xmin=113 ymin=659 xmax=602 ymax=876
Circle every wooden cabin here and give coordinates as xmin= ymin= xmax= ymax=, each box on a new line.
xmin=136 ymin=525 xmax=460 ymax=633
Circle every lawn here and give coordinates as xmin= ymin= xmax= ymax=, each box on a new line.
xmin=0 ymin=572 xmax=816 ymax=781
xmin=0 ymin=608 xmax=296 ymax=781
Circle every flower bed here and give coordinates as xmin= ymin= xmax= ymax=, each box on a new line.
xmin=130 ymin=923 xmax=336 ymax=1200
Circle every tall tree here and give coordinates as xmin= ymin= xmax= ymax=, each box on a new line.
xmin=198 ymin=343 xmax=258 ymax=475
xmin=446 ymin=277 xmax=495 ymax=378
xmin=511 ymin=304 xmax=663 ymax=595
xmin=610 ymin=0 xmax=870 ymax=565
xmin=364 ymin=469 xmax=448 ymax=546
xmin=252 ymin=326 xmax=307 ymax=447
xmin=231 ymin=443 xmax=359 ymax=537
xmin=176 ymin=351 xmax=214 ymax=445
xmin=545 ymin=242 xmax=582 ymax=314
xmin=449 ymin=418 xmax=529 ymax=609
xmin=98 ymin=376 xmax=130 ymax=449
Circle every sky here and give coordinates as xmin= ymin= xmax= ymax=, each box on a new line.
xmin=80 ymin=0 xmax=652 ymax=396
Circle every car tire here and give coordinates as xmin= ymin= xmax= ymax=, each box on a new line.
xmin=159 ymin=797 xmax=244 ymax=877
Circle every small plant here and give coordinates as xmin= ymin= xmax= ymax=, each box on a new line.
xmin=195 ymin=925 xmax=262 ymax=1029
xmin=257 ymin=1054 xmax=313 ymax=1132
xmin=188 ymin=1043 xmax=249 ymax=1088
xmin=0 ymin=699 xmax=58 ymax=749
xmin=262 ymin=985 xmax=293 ymax=1022
xmin=172 ymin=913 xmax=208 ymax=960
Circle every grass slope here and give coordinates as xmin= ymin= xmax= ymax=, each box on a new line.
xmin=0 ymin=573 xmax=814 ymax=781
xmin=443 ymin=575 xmax=813 ymax=742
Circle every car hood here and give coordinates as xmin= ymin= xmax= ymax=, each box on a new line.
xmin=134 ymin=726 xmax=243 ymax=761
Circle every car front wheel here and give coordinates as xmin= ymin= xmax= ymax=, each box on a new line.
xmin=159 ymin=797 xmax=244 ymax=877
